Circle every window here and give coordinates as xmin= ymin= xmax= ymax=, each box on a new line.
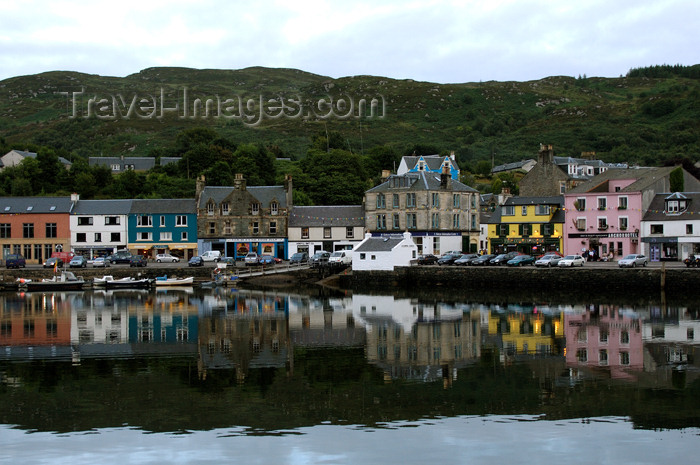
xmin=176 ymin=215 xmax=187 ymax=226
xmin=521 ymin=206 xmax=528 ymax=216
xmin=137 ymin=215 xmax=152 ymax=226
xmin=181 ymin=231 xmax=188 ymax=241
xmin=687 ymin=224 xmax=693 ymax=235
xmin=599 ymin=349 xmax=608 ymax=365
xmin=77 ymin=217 xmax=93 ymax=226
xmin=620 ymin=352 xmax=630 ymax=365
xmin=251 ymin=203 xmax=260 ymax=215
xmin=667 ymin=200 xmax=679 ymax=213
xmin=110 ymin=232 xmax=120 ymax=242
xmin=224 ymin=220 xmax=232 ymax=235
xmin=271 ymin=202 xmax=278 ymax=215
xmin=94 ymin=232 xmax=102 ymax=242
xmin=252 ymin=221 xmax=259 ymax=234
xmin=206 ymin=202 xmax=215 ymax=215
xmin=221 ymin=202 xmax=230 ymax=215
xmin=406 ymin=193 xmax=416 ymax=208
xmin=597 ymin=197 xmax=607 ymax=210
xmin=618 ymin=196 xmax=628 ymax=209
xmin=208 ymin=222 xmax=216 ymax=235
xmin=105 ymin=216 xmax=120 ymax=225
xmin=76 ymin=233 xmax=87 ymax=242
xmin=535 ymin=205 xmax=550 ymax=215
xmin=45 ymin=223 xmax=57 ymax=238
xmin=619 ymin=217 xmax=628 ymax=230
xmin=452 ymin=214 xmax=460 ymax=228
xmin=576 ymin=218 xmax=586 ymax=230
xmin=559 ymin=182 xmax=566 ymax=194
xmin=600 ymin=331 xmax=608 ymax=343
xmin=650 ymin=224 xmax=664 ymax=234
xmin=542 ymin=223 xmax=553 ymax=236
xmin=376 ymin=214 xmax=386 ymax=230
xmin=688 ymin=328 xmax=694 ymax=340
xmin=160 ymin=231 xmax=172 ymax=241
xmin=23 ymin=223 xmax=34 ymax=238
xmin=431 ymin=213 xmax=440 ymax=228
xmin=499 ymin=224 xmax=509 ymax=236
xmin=502 ymin=205 xmax=514 ymax=216
xmin=598 ymin=218 xmax=608 ymax=230
xmin=393 ymin=214 xmax=400 ymax=230
xmin=406 ymin=213 xmax=417 ymax=229
xmin=270 ymin=221 xmax=277 ymax=234
xmin=576 ymin=349 xmax=587 ymax=363
xmin=137 ymin=232 xmax=152 ymax=241
xmin=620 ymin=331 xmax=630 ymax=344
xmin=301 ymin=227 xmax=309 ymax=239
xmin=324 ymin=226 xmax=331 ymax=238
xmin=346 ymin=227 xmax=354 ymax=238
xmin=360 ymin=253 xmax=366 ymax=260
xmin=0 ymin=223 xmax=10 ymax=238
xmin=376 ymin=194 xmax=386 ymax=209
xmin=575 ymin=198 xmax=586 ymax=211
xmin=471 ymin=214 xmax=477 ymax=229
xmin=471 ymin=195 xmax=476 ymax=209
xmin=393 ymin=194 xmax=399 ymax=209
xmin=520 ymin=224 xmax=531 ymax=236
xmin=431 ymin=193 xmax=440 ymax=208
xmin=160 ymin=216 xmax=166 ymax=227
xmin=453 ymin=194 xmax=460 ymax=208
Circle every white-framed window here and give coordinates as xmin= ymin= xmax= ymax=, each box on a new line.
xmin=575 ymin=198 xmax=586 ymax=211
xmin=137 ymin=232 xmax=152 ymax=241
xmin=324 ymin=226 xmax=332 ymax=237
xmin=521 ymin=206 xmax=527 ymax=216
xmin=301 ymin=227 xmax=309 ymax=239
xmin=105 ymin=216 xmax=120 ymax=226
xmin=576 ymin=218 xmax=586 ymax=230
xmin=251 ymin=203 xmax=260 ymax=215
xmin=176 ymin=215 xmax=187 ymax=226
xmin=221 ymin=202 xmax=229 ymax=215
xmin=597 ymin=197 xmax=607 ymax=210
xmin=181 ymin=231 xmax=188 ymax=241
xmin=271 ymin=202 xmax=278 ymax=215
xmin=597 ymin=217 xmax=608 ymax=230
xmin=618 ymin=196 xmax=628 ymax=210
xmin=535 ymin=205 xmax=550 ymax=215
xmin=78 ymin=217 xmax=93 ymax=226
xmin=346 ymin=227 xmax=354 ymax=238
xmin=206 ymin=202 xmax=215 ymax=215
xmin=136 ymin=215 xmax=152 ymax=227
xmin=502 ymin=205 xmax=514 ymax=216
xmin=619 ymin=216 xmax=628 ymax=230
xmin=160 ymin=216 xmax=165 ymax=227
xmin=160 ymin=231 xmax=172 ymax=241
xmin=94 ymin=232 xmax=102 ymax=242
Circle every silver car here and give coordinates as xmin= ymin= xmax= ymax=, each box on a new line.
xmin=618 ymin=254 xmax=648 ymax=268
xmin=535 ymin=254 xmax=563 ymax=267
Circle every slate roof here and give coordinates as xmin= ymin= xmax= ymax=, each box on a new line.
xmin=0 ymin=196 xmax=74 ymax=213
xmin=567 ymin=166 xmax=676 ymax=194
xmin=503 ymin=196 xmax=564 ymax=206
xmin=642 ymin=192 xmax=700 ymax=221
xmin=198 ymin=186 xmax=288 ymax=208
xmin=130 ymin=199 xmax=196 ymax=214
xmin=366 ymin=171 xmax=478 ymax=193
xmin=73 ymin=199 xmax=133 ymax=215
xmin=401 ymin=154 xmax=454 ymax=172
xmin=289 ymin=205 xmax=364 ymax=227
xmin=4 ymin=150 xmax=72 ymax=166
xmin=354 ymin=236 xmax=404 ymax=252
xmin=492 ymin=159 xmax=535 ymax=173
xmin=89 ymin=157 xmax=156 ymax=171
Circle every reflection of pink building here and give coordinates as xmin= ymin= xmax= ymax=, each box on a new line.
xmin=563 ymin=166 xmax=700 ymax=257
xmin=565 ymin=306 xmax=643 ymax=379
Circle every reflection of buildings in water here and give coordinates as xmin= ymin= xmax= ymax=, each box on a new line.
xmin=197 ymin=290 xmax=291 ymax=383
xmin=288 ymin=293 xmax=362 ymax=347
xmin=564 ymin=305 xmax=643 ymax=380
xmin=642 ymin=309 xmax=700 ymax=379
xmin=488 ymin=310 xmax=564 ymax=358
xmin=0 ymin=293 xmax=72 ymax=354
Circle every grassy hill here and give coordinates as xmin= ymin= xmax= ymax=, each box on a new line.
xmin=1 ymin=65 xmax=699 ymax=168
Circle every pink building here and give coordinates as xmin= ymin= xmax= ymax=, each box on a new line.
xmin=563 ymin=166 xmax=700 ymax=258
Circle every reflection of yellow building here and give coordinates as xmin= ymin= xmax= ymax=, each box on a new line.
xmin=488 ymin=311 xmax=563 ymax=356
xmin=487 ymin=196 xmax=564 ymax=255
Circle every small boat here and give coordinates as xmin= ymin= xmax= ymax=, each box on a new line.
xmin=94 ymin=275 xmax=153 ymax=289
xmin=154 ymin=275 xmax=194 ymax=287
xmin=21 ymin=271 xmax=86 ymax=291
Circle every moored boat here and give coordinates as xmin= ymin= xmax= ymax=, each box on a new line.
xmin=154 ymin=276 xmax=194 ymax=287
xmin=21 ymin=271 xmax=86 ymax=291
xmin=94 ymin=275 xmax=153 ymax=289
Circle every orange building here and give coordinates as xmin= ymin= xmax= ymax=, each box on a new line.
xmin=0 ymin=196 xmax=74 ymax=264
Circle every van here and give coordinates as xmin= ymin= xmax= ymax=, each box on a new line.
xmin=329 ymin=250 xmax=352 ymax=266
xmin=5 ymin=254 xmax=26 ymax=269
xmin=200 ymin=250 xmax=221 ymax=262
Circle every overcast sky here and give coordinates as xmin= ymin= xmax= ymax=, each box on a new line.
xmin=0 ymin=0 xmax=697 ymax=84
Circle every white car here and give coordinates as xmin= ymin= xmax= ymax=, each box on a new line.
xmin=155 ymin=253 xmax=180 ymax=263
xmin=558 ymin=255 xmax=585 ymax=267
xmin=618 ymin=254 xmax=648 ymax=268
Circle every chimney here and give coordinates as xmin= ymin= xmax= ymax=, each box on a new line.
xmin=538 ymin=144 xmax=554 ymax=166
xmin=581 ymin=151 xmax=596 ymax=160
xmin=381 ymin=169 xmax=391 ymax=182
xmin=502 ymin=187 xmax=510 ymax=195
xmin=195 ymin=175 xmax=206 ymax=200
xmin=284 ymin=174 xmax=293 ymax=207
xmin=450 ymin=150 xmax=456 ymax=161
xmin=70 ymin=193 xmax=79 ymax=202
xmin=440 ymin=163 xmax=450 ymax=188
xmin=234 ymin=173 xmax=246 ymax=190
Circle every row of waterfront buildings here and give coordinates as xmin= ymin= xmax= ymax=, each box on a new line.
xmin=1 ymin=150 xmax=700 ymax=266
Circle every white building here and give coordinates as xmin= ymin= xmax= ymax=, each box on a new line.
xmin=70 ymin=198 xmax=132 ymax=258
xmin=641 ymin=192 xmax=700 ymax=261
xmin=352 ymin=232 xmax=418 ymax=271
xmin=287 ymin=205 xmax=365 ymax=256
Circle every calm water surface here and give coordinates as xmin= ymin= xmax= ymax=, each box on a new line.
xmin=1 ymin=287 xmax=699 ymax=464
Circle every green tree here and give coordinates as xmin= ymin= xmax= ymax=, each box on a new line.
xmin=299 ymin=149 xmax=369 ymax=205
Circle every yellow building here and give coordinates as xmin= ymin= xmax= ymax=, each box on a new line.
xmin=487 ymin=196 xmax=564 ymax=255
xmin=487 ymin=310 xmax=564 ymax=356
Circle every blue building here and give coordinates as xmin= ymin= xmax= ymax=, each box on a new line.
xmin=127 ymin=199 xmax=198 ymax=260
xmin=396 ymin=153 xmax=460 ymax=180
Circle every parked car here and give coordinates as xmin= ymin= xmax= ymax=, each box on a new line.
xmin=453 ymin=254 xmax=479 ymax=266
xmin=290 ymin=252 xmax=308 ymax=264
xmin=416 ymin=254 xmax=439 ymax=265
xmin=201 ymin=251 xmax=222 ymax=262
xmin=535 ymin=254 xmax=563 ymax=267
xmin=683 ymin=254 xmax=700 ymax=267
xmin=43 ymin=257 xmax=64 ymax=269
xmin=558 ymin=255 xmax=585 ymax=267
xmin=471 ymin=254 xmax=496 ymax=266
xmin=109 ymin=251 xmax=133 ymax=264
xmin=440 ymin=250 xmax=463 ymax=258
xmin=490 ymin=252 xmax=521 ymax=265
xmin=258 ymin=255 xmax=276 ymax=265
xmin=92 ymin=257 xmax=110 ymax=268
xmin=188 ymin=256 xmax=204 ymax=267
xmin=223 ymin=257 xmax=237 ymax=265
xmin=69 ymin=256 xmax=88 ymax=268
xmin=310 ymin=251 xmax=331 ymax=267
xmin=329 ymin=250 xmax=352 ymax=266
xmin=155 ymin=253 xmax=180 ymax=263
xmin=437 ymin=253 xmax=463 ymax=266
xmin=507 ymin=255 xmax=535 ymax=267
xmin=244 ymin=252 xmax=259 ymax=266
xmin=618 ymin=254 xmax=648 ymax=268
xmin=5 ymin=254 xmax=26 ymax=269
xmin=129 ymin=255 xmax=148 ymax=267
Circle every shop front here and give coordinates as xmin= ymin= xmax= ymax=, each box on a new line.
xmin=566 ymin=231 xmax=639 ymax=258
xmin=490 ymin=237 xmax=561 ymax=256
xmin=642 ymin=236 xmax=678 ymax=262
xmin=224 ymin=238 xmax=287 ymax=261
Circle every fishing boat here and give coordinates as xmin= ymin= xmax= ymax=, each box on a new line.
xmin=94 ymin=275 xmax=153 ymax=289
xmin=154 ymin=275 xmax=194 ymax=287
xmin=21 ymin=271 xmax=86 ymax=291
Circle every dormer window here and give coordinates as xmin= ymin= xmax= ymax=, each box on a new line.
xmin=251 ymin=203 xmax=260 ymax=215
xmin=271 ymin=202 xmax=278 ymax=215
xmin=666 ymin=199 xmax=687 ymax=214
xmin=221 ymin=202 xmax=230 ymax=215
xmin=206 ymin=202 xmax=215 ymax=215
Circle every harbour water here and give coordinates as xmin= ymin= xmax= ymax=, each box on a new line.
xmin=1 ymin=287 xmax=699 ymax=464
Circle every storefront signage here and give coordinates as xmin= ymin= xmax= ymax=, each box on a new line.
xmin=568 ymin=232 xmax=638 ymax=239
